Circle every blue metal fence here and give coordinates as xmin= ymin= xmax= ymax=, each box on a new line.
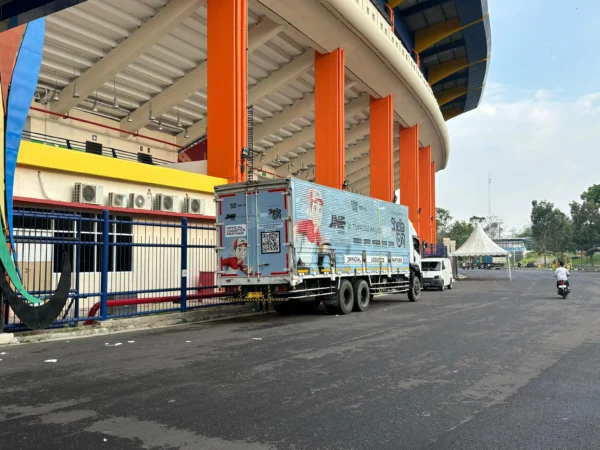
xmin=3 ymin=206 xmax=234 ymax=332
xmin=423 ymin=244 xmax=448 ymax=258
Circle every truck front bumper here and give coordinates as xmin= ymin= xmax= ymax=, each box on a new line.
xmin=422 ymin=278 xmax=443 ymax=289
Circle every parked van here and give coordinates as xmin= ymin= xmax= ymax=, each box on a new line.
xmin=422 ymin=258 xmax=453 ymax=291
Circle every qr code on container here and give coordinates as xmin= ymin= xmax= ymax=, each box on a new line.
xmin=261 ymin=231 xmax=280 ymax=254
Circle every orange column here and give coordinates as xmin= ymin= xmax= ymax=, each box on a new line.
xmin=431 ymin=161 xmax=437 ymax=244
xmin=418 ymin=146 xmax=432 ymax=244
xmin=207 ymin=0 xmax=248 ymax=182
xmin=315 ymin=49 xmax=345 ymax=189
xmin=369 ymin=95 xmax=394 ymax=202
xmin=399 ymin=124 xmax=420 ymax=230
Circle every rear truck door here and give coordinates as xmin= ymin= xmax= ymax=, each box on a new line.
xmin=218 ymin=191 xmax=252 ymax=279
xmin=247 ymin=186 xmax=289 ymax=278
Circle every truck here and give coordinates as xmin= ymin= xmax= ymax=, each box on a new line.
xmin=215 ymin=178 xmax=422 ymax=315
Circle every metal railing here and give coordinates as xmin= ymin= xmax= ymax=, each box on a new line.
xmin=3 ymin=206 xmax=234 ymax=332
xmin=423 ymin=244 xmax=448 ymax=258
xmin=22 ymin=131 xmax=173 ymax=166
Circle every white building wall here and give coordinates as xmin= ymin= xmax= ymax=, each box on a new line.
xmin=28 ymin=107 xmax=180 ymax=163
xmin=14 ymin=166 xmax=217 ymax=217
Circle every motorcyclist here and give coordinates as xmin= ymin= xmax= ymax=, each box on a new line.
xmin=554 ymin=261 xmax=570 ymax=292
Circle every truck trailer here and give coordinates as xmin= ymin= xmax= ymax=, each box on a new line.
xmin=215 ymin=178 xmax=422 ymax=315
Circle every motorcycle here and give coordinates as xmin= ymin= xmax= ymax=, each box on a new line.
xmin=557 ymin=280 xmax=570 ymax=299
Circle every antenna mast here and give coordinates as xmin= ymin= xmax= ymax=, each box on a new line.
xmin=488 ymin=173 xmax=491 ymax=220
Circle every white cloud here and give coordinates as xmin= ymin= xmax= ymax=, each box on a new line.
xmin=437 ymin=85 xmax=600 ymax=230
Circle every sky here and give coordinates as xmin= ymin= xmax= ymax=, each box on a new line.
xmin=437 ymin=0 xmax=600 ymax=233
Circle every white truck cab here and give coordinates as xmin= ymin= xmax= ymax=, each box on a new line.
xmin=422 ymin=257 xmax=453 ymax=291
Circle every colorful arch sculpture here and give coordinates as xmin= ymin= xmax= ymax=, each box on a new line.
xmin=0 ymin=18 xmax=71 ymax=329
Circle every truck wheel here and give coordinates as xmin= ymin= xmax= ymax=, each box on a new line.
xmin=408 ymin=276 xmax=421 ymax=302
xmin=332 ymin=279 xmax=354 ymax=315
xmin=352 ymin=279 xmax=370 ymax=312
xmin=448 ymin=279 xmax=453 ymax=290
xmin=439 ymin=283 xmax=445 ymax=292
xmin=273 ymin=302 xmax=292 ymax=315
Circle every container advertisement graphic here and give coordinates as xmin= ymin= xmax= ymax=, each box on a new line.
xmin=291 ymin=179 xmax=410 ymax=274
xmin=217 ymin=179 xmax=411 ymax=280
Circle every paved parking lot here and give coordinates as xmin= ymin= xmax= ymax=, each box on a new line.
xmin=1 ymin=270 xmax=600 ymax=449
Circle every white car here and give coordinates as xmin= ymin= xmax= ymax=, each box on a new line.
xmin=421 ymin=258 xmax=454 ymax=291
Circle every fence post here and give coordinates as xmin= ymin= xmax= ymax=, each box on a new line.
xmin=100 ymin=209 xmax=109 ymax=321
xmin=181 ymin=217 xmax=188 ymax=312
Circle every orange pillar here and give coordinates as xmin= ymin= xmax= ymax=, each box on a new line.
xmin=431 ymin=161 xmax=437 ymax=244
xmin=369 ymin=95 xmax=394 ymax=202
xmin=399 ymin=124 xmax=420 ymax=230
xmin=418 ymin=146 xmax=432 ymax=244
xmin=315 ymin=49 xmax=345 ymax=189
xmin=207 ymin=0 xmax=248 ymax=182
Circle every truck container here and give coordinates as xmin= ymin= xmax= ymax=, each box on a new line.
xmin=215 ymin=178 xmax=422 ymax=315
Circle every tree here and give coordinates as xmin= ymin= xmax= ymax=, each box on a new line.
xmin=570 ymin=200 xmax=600 ymax=252
xmin=469 ymin=216 xmax=486 ymax=225
xmin=531 ymin=200 xmax=571 ymax=265
xmin=436 ymin=207 xmax=452 ymax=242
xmin=485 ymin=220 xmax=504 ymax=240
xmin=448 ymin=221 xmax=474 ymax=247
xmin=518 ymin=225 xmax=533 ymax=238
xmin=581 ymin=184 xmax=600 ymax=205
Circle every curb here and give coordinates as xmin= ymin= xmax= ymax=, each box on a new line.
xmin=0 ymin=333 xmax=14 ymax=345
xmin=1 ymin=304 xmax=257 ymax=347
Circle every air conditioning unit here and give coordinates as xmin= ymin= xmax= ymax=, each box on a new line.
xmin=154 ymin=194 xmax=178 ymax=212
xmin=129 ymin=193 xmax=152 ymax=211
xmin=73 ymin=183 xmax=103 ymax=205
xmin=183 ymin=197 xmax=206 ymax=215
xmin=108 ymin=192 xmax=128 ymax=208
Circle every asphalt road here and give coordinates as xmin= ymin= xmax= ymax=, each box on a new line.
xmin=2 ymin=270 xmax=600 ymax=450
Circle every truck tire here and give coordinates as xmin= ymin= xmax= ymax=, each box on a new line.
xmin=408 ymin=276 xmax=421 ymax=302
xmin=352 ymin=279 xmax=370 ymax=312
xmin=329 ymin=279 xmax=354 ymax=315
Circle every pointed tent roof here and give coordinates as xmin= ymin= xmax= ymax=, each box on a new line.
xmin=451 ymin=223 xmax=508 ymax=257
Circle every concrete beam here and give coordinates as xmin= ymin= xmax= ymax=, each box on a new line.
xmin=346 ymin=159 xmax=371 ymax=183
xmin=254 ymin=93 xmax=314 ymax=147
xmin=345 ymin=120 xmax=370 ymax=146
xmin=123 ymin=18 xmax=284 ymax=133
xmin=248 ymin=50 xmax=314 ymax=105
xmin=345 ymin=140 xmax=371 ymax=162
xmin=177 ymin=49 xmax=314 ymax=146
xmin=51 ymin=0 xmax=205 ymax=115
xmin=267 ymin=96 xmax=370 ymax=170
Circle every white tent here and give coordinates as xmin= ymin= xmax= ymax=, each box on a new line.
xmin=450 ymin=223 xmax=512 ymax=280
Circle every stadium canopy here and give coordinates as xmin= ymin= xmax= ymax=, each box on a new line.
xmin=450 ymin=223 xmax=511 ymax=280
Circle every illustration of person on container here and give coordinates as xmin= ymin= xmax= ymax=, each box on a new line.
xmin=294 ymin=189 xmax=330 ymax=271
xmin=220 ymin=238 xmax=253 ymax=275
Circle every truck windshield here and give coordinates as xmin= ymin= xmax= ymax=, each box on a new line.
xmin=422 ymin=261 xmax=441 ymax=271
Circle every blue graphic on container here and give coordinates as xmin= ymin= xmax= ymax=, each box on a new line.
xmin=291 ymin=179 xmax=410 ymax=273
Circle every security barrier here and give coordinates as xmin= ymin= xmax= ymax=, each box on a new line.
xmin=2 ymin=206 xmax=235 ymax=332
